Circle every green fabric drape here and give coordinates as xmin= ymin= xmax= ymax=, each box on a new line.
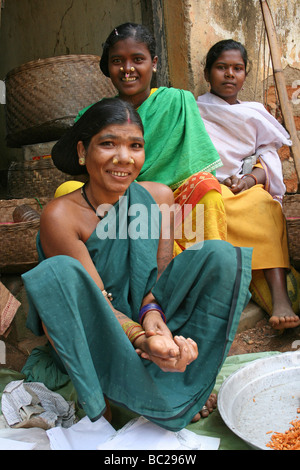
xmin=22 ymin=183 xmax=252 ymax=431
xmin=75 ymin=87 xmax=222 ymax=189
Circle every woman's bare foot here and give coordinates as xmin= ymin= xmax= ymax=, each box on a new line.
xmin=269 ymin=300 xmax=300 ymax=330
xmin=264 ymin=268 xmax=300 ymax=330
xmin=191 ymin=393 xmax=217 ymax=422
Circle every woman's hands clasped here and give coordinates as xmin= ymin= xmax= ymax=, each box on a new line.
xmin=134 ymin=310 xmax=198 ymax=372
xmin=222 ymin=175 xmax=249 ymax=194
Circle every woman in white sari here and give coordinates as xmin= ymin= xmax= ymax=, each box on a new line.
xmin=197 ymin=39 xmax=300 ymax=330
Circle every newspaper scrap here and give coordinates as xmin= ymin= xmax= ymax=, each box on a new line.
xmin=1 ymin=380 xmax=75 ymax=430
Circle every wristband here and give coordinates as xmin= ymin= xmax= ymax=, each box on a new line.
xmin=138 ymin=303 xmax=166 ymax=325
xmin=242 ymin=173 xmax=258 ymax=185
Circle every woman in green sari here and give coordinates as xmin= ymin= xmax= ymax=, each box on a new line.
xmin=22 ymin=98 xmax=252 ymax=430
xmin=59 ymin=23 xmax=227 ymax=249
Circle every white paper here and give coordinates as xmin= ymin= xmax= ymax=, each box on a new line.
xmin=97 ymin=417 xmax=220 ymax=451
xmin=47 ymin=415 xmax=220 ymax=451
xmin=46 ymin=416 xmax=116 ymax=450
xmin=0 ymin=426 xmax=51 ymax=450
xmin=0 ymin=437 xmax=36 ymax=450
xmin=98 ymin=417 xmax=180 ymax=450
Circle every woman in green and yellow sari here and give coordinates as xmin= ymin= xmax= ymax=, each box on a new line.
xmin=57 ymin=23 xmax=227 ymax=250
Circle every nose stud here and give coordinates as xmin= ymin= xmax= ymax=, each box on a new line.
xmin=112 ymin=157 xmax=135 ymax=165
xmin=120 ymin=66 xmax=135 ymax=72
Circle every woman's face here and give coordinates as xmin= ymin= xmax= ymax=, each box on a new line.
xmin=107 ymin=37 xmax=158 ymax=107
xmin=205 ymin=49 xmax=247 ymax=104
xmin=78 ymin=122 xmax=145 ymax=199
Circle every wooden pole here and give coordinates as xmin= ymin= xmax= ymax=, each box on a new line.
xmin=260 ymin=0 xmax=300 ymax=188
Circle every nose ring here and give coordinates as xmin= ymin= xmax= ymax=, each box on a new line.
xmin=120 ymin=66 xmax=135 ymax=72
xmin=129 ymin=158 xmax=135 ymax=164
xmin=113 ymin=157 xmax=119 ymax=165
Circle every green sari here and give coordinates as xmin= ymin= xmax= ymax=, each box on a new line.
xmin=22 ymin=183 xmax=252 ymax=431
xmin=75 ymin=87 xmax=222 ymax=189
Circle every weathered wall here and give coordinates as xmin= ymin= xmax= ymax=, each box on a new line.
xmin=163 ymin=0 xmax=300 ymax=191
xmin=0 ymin=0 xmax=143 ymax=171
xmin=0 ymin=0 xmax=299 ymax=190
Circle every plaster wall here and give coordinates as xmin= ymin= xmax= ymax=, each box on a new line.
xmin=163 ymin=0 xmax=300 ymax=191
xmin=0 ymin=0 xmax=143 ymax=170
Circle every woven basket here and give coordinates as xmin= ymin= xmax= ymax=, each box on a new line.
xmin=5 ymin=54 xmax=117 ymax=147
xmin=0 ymin=198 xmax=49 ymax=273
xmin=282 ymin=194 xmax=300 ymax=268
xmin=7 ymin=158 xmax=76 ymax=198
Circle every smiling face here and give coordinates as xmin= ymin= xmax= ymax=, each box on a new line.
xmin=107 ymin=37 xmax=158 ymax=108
xmin=78 ymin=122 xmax=145 ymax=203
xmin=205 ymin=49 xmax=247 ymax=104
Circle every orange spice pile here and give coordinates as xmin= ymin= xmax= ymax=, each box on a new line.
xmin=266 ymin=418 xmax=300 ymax=450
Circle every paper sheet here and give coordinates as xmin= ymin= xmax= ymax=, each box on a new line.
xmin=97 ymin=417 xmax=220 ymax=451
xmin=0 ymin=437 xmax=36 ymax=450
xmin=46 ymin=416 xmax=116 ymax=450
xmin=47 ymin=415 xmax=220 ymax=451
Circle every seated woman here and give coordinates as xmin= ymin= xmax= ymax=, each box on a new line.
xmin=197 ymin=39 xmax=300 ymax=330
xmin=59 ymin=22 xmax=226 ymax=245
xmin=21 ymin=98 xmax=252 ymax=430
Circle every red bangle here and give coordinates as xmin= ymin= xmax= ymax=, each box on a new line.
xmin=242 ymin=173 xmax=258 ymax=185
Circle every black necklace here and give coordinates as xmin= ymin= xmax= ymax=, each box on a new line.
xmin=81 ymin=183 xmax=103 ymax=220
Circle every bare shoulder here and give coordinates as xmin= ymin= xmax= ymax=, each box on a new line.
xmin=41 ymin=193 xmax=77 ymax=225
xmin=40 ymin=192 xmax=84 ymax=241
xmin=138 ymin=181 xmax=174 ymax=206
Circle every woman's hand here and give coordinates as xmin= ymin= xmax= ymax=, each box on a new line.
xmin=135 ymin=334 xmax=198 ymax=372
xmin=222 ymin=175 xmax=249 ymax=194
xmin=134 ymin=310 xmax=198 ymax=372
xmin=142 ymin=310 xmax=172 ymax=339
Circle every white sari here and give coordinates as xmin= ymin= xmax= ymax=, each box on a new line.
xmin=197 ymin=92 xmax=292 ymax=201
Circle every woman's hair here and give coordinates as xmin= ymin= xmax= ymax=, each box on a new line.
xmin=52 ymin=98 xmax=144 ymax=175
xmin=79 ymin=98 xmax=144 ymax=151
xmin=204 ymin=39 xmax=249 ymax=74
xmin=100 ymin=22 xmax=156 ymax=77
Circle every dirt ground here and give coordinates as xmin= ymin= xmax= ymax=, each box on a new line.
xmin=229 ymin=316 xmax=300 ymax=356
xmin=1 ymin=314 xmax=300 ymax=374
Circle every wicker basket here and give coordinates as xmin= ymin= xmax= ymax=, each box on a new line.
xmin=5 ymin=54 xmax=117 ymax=147
xmin=7 ymin=158 xmax=76 ymax=198
xmin=283 ymin=194 xmax=300 ymax=268
xmin=0 ymin=198 xmax=49 ymax=273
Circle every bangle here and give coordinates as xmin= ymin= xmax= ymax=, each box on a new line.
xmin=102 ymin=289 xmax=113 ymax=301
xmin=138 ymin=303 xmax=166 ymax=325
xmin=242 ymin=173 xmax=258 ymax=185
xmin=122 ymin=320 xmax=145 ymax=344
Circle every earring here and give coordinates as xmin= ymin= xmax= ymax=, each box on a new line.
xmin=79 ymin=156 xmax=86 ymax=165
xmin=113 ymin=157 xmax=119 ymax=165
xmin=120 ymin=67 xmax=124 ymax=72
xmin=153 ymin=68 xmax=157 ymax=73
